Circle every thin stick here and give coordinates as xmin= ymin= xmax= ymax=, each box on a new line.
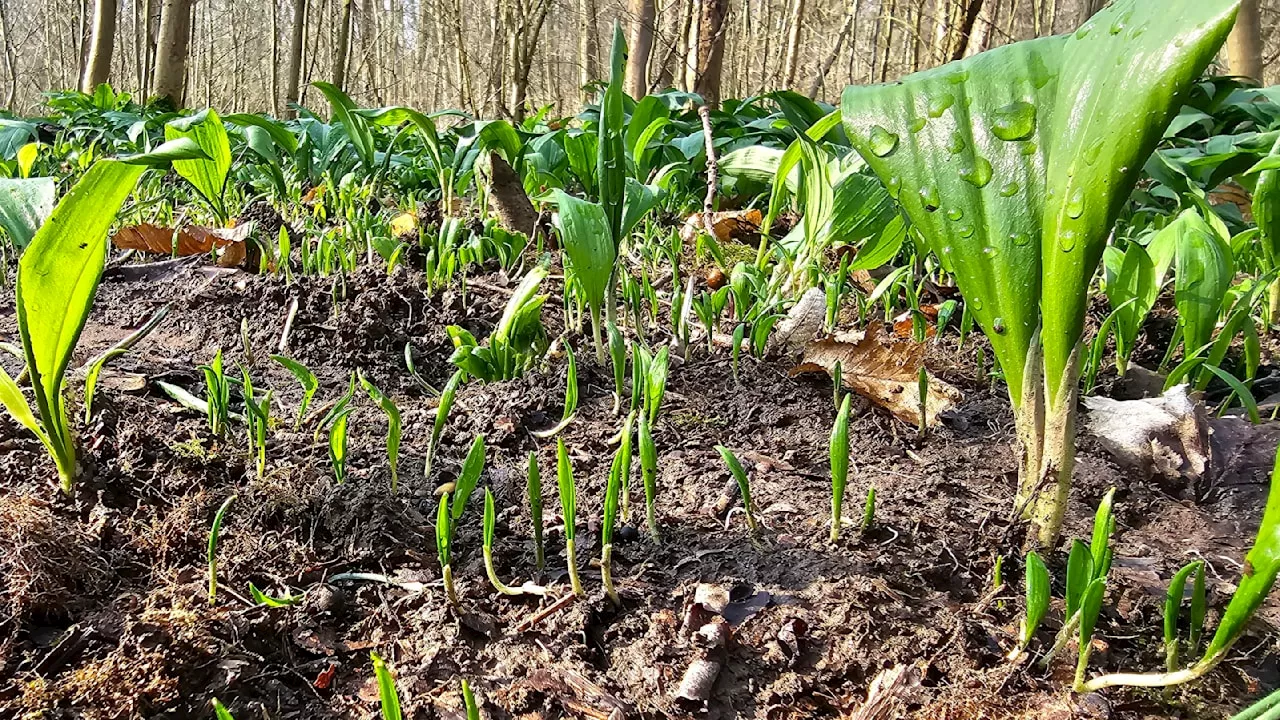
xmin=277 ymin=297 xmax=299 ymax=354
xmin=73 ymin=303 xmax=171 ymax=377
xmin=699 ymin=103 xmax=718 ymax=238
xmin=515 ymin=593 xmax=575 ymax=632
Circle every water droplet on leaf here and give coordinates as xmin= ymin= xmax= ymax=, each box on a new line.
xmin=1020 ymin=142 xmax=1038 ymax=157
xmin=947 ymin=132 xmax=967 ymax=154
xmin=1066 ymin=187 xmax=1085 ymax=219
xmin=960 ymin=157 xmax=993 ymax=188
xmin=1000 ymin=181 xmax=1020 ymax=197
xmin=947 ymin=208 xmax=964 ymax=221
xmin=1059 ymin=229 xmax=1078 ymax=252
xmin=991 ymin=101 xmax=1036 ymax=141
xmin=909 ymin=117 xmax=927 ymax=133
xmin=869 ymin=126 xmax=899 ymax=157
xmin=993 ymin=317 xmax=1006 ymax=334
xmin=920 ymin=185 xmax=940 ymax=212
xmin=928 ymin=94 xmax=955 ymax=118
xmin=959 ymin=224 xmax=976 ymax=238
xmin=886 ymin=175 xmax=901 ymax=199
xmin=1084 ymin=138 xmax=1105 ymax=165
xmin=1011 ymin=232 xmax=1031 ymax=247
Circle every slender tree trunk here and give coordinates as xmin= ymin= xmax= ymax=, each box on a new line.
xmin=283 ymin=0 xmax=306 ymax=116
xmin=578 ymin=0 xmax=597 ymax=97
xmin=781 ymin=0 xmax=805 ymax=88
xmin=949 ymin=0 xmax=984 ymax=61
xmin=691 ymin=0 xmax=726 ymax=106
xmin=78 ymin=0 xmax=90 ymax=87
xmin=1227 ymin=0 xmax=1263 ymax=84
xmin=626 ymin=0 xmax=656 ymax=98
xmin=1080 ymin=0 xmax=1105 ymax=23
xmin=0 ymin=0 xmax=15 ymax=108
xmin=806 ymin=0 xmax=855 ymax=98
xmin=152 ymin=0 xmax=194 ymax=107
xmin=332 ymin=0 xmax=353 ymax=88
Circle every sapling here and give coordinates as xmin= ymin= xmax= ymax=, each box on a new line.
xmin=271 ymin=354 xmax=318 ymax=428
xmin=1043 ymin=489 xmax=1116 ymax=666
xmin=202 ymin=349 xmax=231 ymax=436
xmin=601 ymin=413 xmax=634 ymax=605
xmin=426 ymin=369 xmax=465 ymax=479
xmin=371 ymin=651 xmax=404 ymax=720
xmin=359 ymin=371 xmax=403 ymax=493
xmin=716 ymin=446 xmax=759 ymax=535
xmin=639 ymin=411 xmax=660 ymax=542
xmin=208 ymin=494 xmax=236 ymax=606
xmin=830 ymin=394 xmax=852 ymax=542
xmin=436 ymin=434 xmax=486 ymax=605
xmin=1008 ymin=550 xmax=1049 ymax=662
xmin=526 ymin=451 xmax=545 ymax=570
xmin=556 ymin=438 xmax=585 ymax=598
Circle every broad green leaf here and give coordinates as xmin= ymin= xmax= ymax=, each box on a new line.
xmin=495 ymin=265 xmax=548 ymax=343
xmin=620 ymin=178 xmax=661 ymax=239
xmin=1202 ymin=445 xmax=1280 ymax=663
xmin=17 ymin=142 xmax=38 ymax=178
xmin=0 ymin=177 xmax=55 ymax=249
xmin=1148 ymin=209 xmax=1234 ymax=354
xmin=1021 ymin=550 xmax=1051 ymax=648
xmin=842 ymin=37 xmax=1060 ymax=403
xmin=119 ymin=137 xmax=211 ymax=165
xmin=165 ymin=109 xmax=232 ymax=220
xmin=18 ymin=160 xmax=145 ymax=467
xmin=452 ymin=434 xmax=486 ymax=521
xmin=312 ymin=82 xmax=377 ymax=171
xmin=549 ymin=190 xmax=615 ymax=315
xmin=597 ymin=22 xmax=627 ymax=244
xmin=1066 ymin=539 xmax=1094 ymax=619
xmin=0 ymin=363 xmax=43 ymax=440
xmin=224 ymin=113 xmax=300 ymax=153
xmin=1102 ymin=243 xmax=1158 ymax=363
xmin=1253 ymin=133 xmax=1280 ymax=274
xmin=557 ymin=438 xmax=577 ymax=541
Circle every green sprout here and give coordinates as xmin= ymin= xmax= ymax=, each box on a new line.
xmin=201 ymin=349 xmax=231 ymax=437
xmin=731 ymin=323 xmax=745 ymax=384
xmin=208 ymin=494 xmax=236 ymax=606
xmin=639 ymin=411 xmax=660 ymax=542
xmin=602 ymin=413 xmax=635 ymax=605
xmin=1163 ymin=560 xmax=1207 ymax=672
xmin=641 ymin=345 xmax=670 ymax=426
xmin=483 ymin=488 xmax=546 ymax=596
xmin=240 ymin=367 xmax=271 ymax=479
xmin=426 ymin=369 xmax=465 ymax=479
xmin=1009 ymin=550 xmax=1049 ymax=662
xmin=462 ymin=679 xmax=480 ymax=720
xmin=556 ymin=438 xmax=584 ymax=598
xmin=359 ymin=371 xmax=403 ymax=493
xmin=211 ymin=698 xmax=236 ymax=720
xmin=1044 ymin=489 xmax=1116 ymax=667
xmin=436 ymin=434 xmax=486 ymax=606
xmin=608 ymin=321 xmax=626 ymax=414
xmin=82 ymin=348 xmax=127 ymax=424
xmin=371 ymin=651 xmax=403 ymax=720
xmin=861 ymin=484 xmax=876 ymax=532
xmin=448 ymin=265 xmax=549 ymax=381
xmin=328 ymin=409 xmax=351 ymax=484
xmin=271 ymin=354 xmax=318 ymax=428
xmin=527 ymin=451 xmax=545 ymax=571
xmin=532 ymin=341 xmax=578 ymax=439
xmin=830 ymin=394 xmax=852 ymax=542
xmin=248 ymin=582 xmax=304 ymax=607
xmin=716 ymin=445 xmax=759 ymax=535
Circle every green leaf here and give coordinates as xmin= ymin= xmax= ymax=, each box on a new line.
xmin=1253 ymin=133 xmax=1280 ymax=274
xmin=18 ymin=160 xmax=146 ymax=489
xmin=1066 ymin=539 xmax=1094 ymax=619
xmin=0 ymin=177 xmax=55 ymax=250
xmin=270 ymin=354 xmax=319 ymax=427
xmin=1020 ymin=550 xmax=1051 ymax=649
xmin=549 ymin=190 xmax=615 ymax=317
xmin=1201 ymin=445 xmax=1280 ymax=664
xmin=483 ymin=487 xmax=497 ymax=549
xmin=452 ymin=434 xmax=487 ymax=521
xmin=0 ymin=363 xmax=43 ymax=440
xmin=1147 ymin=208 xmax=1234 ymax=354
xmin=165 ymin=110 xmax=232 ymax=220
xmin=211 ymin=698 xmax=236 ymax=720
xmin=1103 ymin=243 xmax=1158 ymax=363
xmin=312 ymin=82 xmax=377 ymax=171
xmin=557 ymin=438 xmax=577 ymax=541
xmin=371 ymin=652 xmax=404 ymax=720
xmin=224 ymin=113 xmax=300 ymax=154
xmin=248 ymin=582 xmax=304 ymax=607
xmin=119 ymin=137 xmax=211 ymax=165
xmin=359 ymin=370 xmax=403 ymax=493
xmin=1089 ymin=488 xmax=1116 ymax=577
xmin=597 ymin=22 xmax=627 ymax=243
xmin=1164 ymin=560 xmax=1202 ymax=651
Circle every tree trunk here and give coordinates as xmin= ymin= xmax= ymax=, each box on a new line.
xmin=1226 ymin=0 xmax=1263 ymax=84
xmin=1080 ymin=0 xmax=1105 ymax=23
xmin=0 ymin=0 xmax=15 ymax=108
xmin=949 ymin=0 xmax=984 ymax=61
xmin=81 ymin=0 xmax=117 ymax=92
xmin=577 ymin=0 xmax=597 ymax=97
xmin=781 ymin=0 xmax=804 ymax=88
xmin=152 ymin=0 xmax=194 ymax=107
xmin=691 ymin=0 xmax=727 ymax=107
xmin=283 ymin=0 xmax=306 ymax=116
xmin=332 ymin=0 xmax=353 ymax=89
xmin=625 ymin=0 xmax=656 ymax=98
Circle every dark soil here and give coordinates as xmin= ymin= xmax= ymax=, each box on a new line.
xmin=0 ymin=260 xmax=1275 ymax=720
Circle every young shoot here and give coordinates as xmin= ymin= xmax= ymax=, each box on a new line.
xmin=1163 ymin=560 xmax=1207 ymax=672
xmin=1009 ymin=550 xmax=1049 ymax=663
xmin=208 ymin=494 xmax=237 ymax=606
xmin=715 ymin=445 xmax=759 ymax=535
xmin=370 ymin=651 xmax=404 ymax=720
xmin=556 ymin=438 xmax=584 ymax=598
xmin=83 ymin=348 xmax=127 ymax=423
xmin=483 ymin=488 xmax=546 ymax=596
xmin=639 ymin=411 xmax=660 ymax=542
xmin=861 ymin=484 xmax=876 ymax=532
xmin=202 ymin=349 xmax=231 ymax=437
xmin=426 ymin=369 xmax=465 ymax=479
xmin=608 ymin=322 xmax=625 ymax=414
xmin=462 ymin=679 xmax=480 ymax=720
xmin=436 ymin=434 xmax=486 ymax=606
xmin=830 ymin=394 xmax=852 ymax=542
xmin=601 ymin=413 xmax=635 ymax=605
xmin=532 ymin=341 xmax=578 ymax=438
xmin=240 ymin=367 xmax=271 ymax=479
xmin=642 ymin=345 xmax=670 ymax=426
xmin=271 ymin=354 xmax=318 ymax=428
xmin=527 ymin=451 xmax=545 ymax=571
xmin=359 ymin=370 xmax=403 ymax=493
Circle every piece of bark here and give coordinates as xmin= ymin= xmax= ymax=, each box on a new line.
xmin=486 ymin=152 xmax=539 ymax=237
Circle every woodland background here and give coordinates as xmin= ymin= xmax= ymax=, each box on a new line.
xmin=0 ymin=0 xmax=1275 ymax=118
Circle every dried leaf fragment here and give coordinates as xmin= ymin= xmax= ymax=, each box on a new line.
xmin=679 ymin=208 xmax=763 ymax=245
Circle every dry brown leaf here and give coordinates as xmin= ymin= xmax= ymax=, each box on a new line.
xmin=679 ymin=208 xmax=763 ymax=245
xmin=301 ymin=184 xmax=326 ymax=205
xmin=113 ymin=222 xmax=250 ymax=256
xmin=791 ymin=327 xmax=962 ymax=427
xmin=390 ymin=212 xmax=419 ymax=238
xmin=891 ymin=305 xmax=939 ymax=339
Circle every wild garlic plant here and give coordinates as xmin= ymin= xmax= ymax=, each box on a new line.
xmin=436 ymin=434 xmax=486 ymax=605
xmin=830 ymin=394 xmax=853 ymax=542
xmin=527 ymin=451 xmax=545 ymax=571
xmin=639 ymin=411 xmax=660 ymax=542
xmin=601 ymin=413 xmax=635 ymax=605
xmin=240 ymin=368 xmax=271 ymax=478
xmin=207 ymin=494 xmax=236 ymax=606
xmin=271 ymin=354 xmax=318 ymax=428
xmin=716 ymin=445 xmax=759 ymax=536
xmin=482 ymin=489 xmax=546 ymax=596
xmin=840 ymin=0 xmax=1239 ymax=546
xmin=533 ymin=341 xmax=578 ymax=439
xmin=359 ymin=371 xmax=403 ymax=493
xmin=556 ymin=438 xmax=585 ymax=598
xmin=426 ymin=369 xmax=465 ymax=479
xmin=202 ymin=349 xmax=231 ymax=437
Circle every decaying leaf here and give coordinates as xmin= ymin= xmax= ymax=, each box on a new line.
xmin=301 ymin=185 xmax=326 ymax=205
xmin=521 ymin=668 xmax=629 ymax=720
xmin=891 ymin=305 xmax=939 ymax=339
xmin=112 ymin=222 xmax=251 ymax=267
xmin=679 ymin=208 xmax=763 ymax=245
xmin=848 ymin=665 xmax=921 ymax=720
xmin=390 ymin=212 xmax=419 ymax=238
xmin=791 ymin=328 xmax=962 ymax=427
xmin=1082 ymin=385 xmax=1208 ymax=482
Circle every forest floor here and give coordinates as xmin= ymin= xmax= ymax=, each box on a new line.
xmin=0 ymin=256 xmax=1276 ymax=720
